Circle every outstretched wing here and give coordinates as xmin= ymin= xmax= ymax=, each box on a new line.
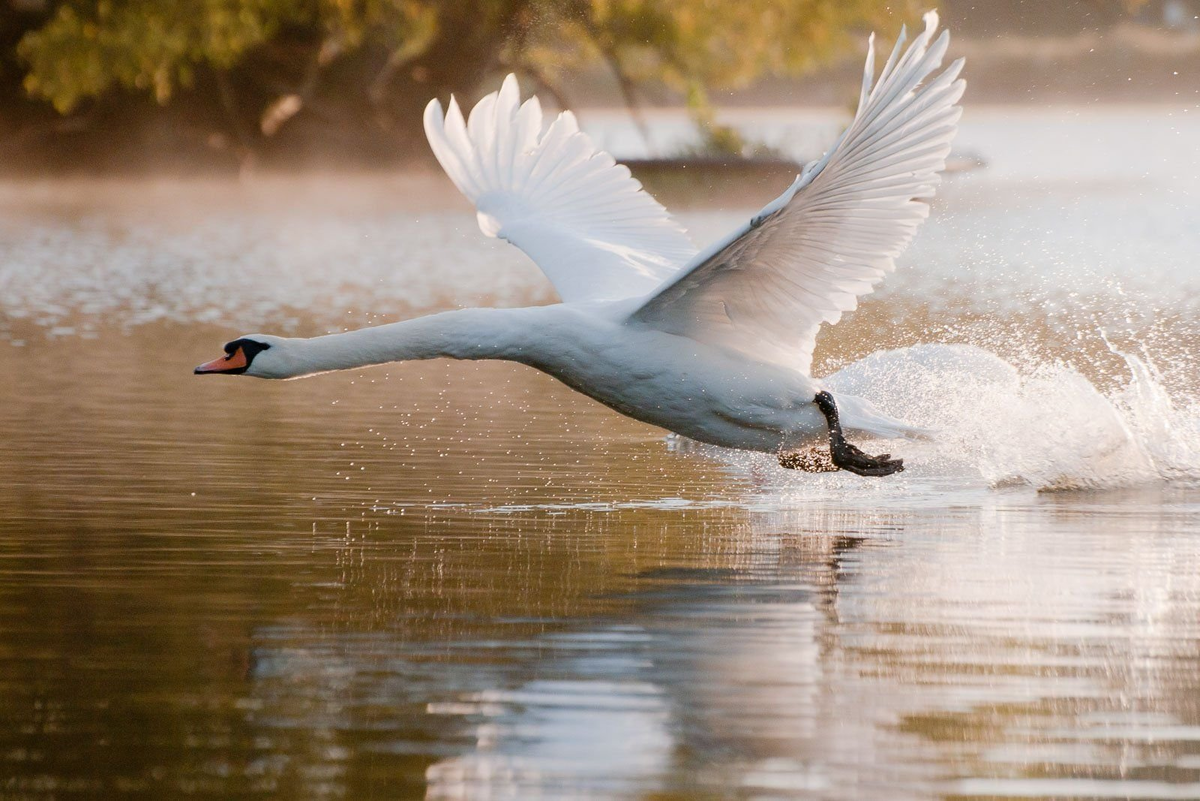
xmin=629 ymin=12 xmax=964 ymax=374
xmin=424 ymin=75 xmax=697 ymax=303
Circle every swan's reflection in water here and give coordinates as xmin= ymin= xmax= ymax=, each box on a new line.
xmin=224 ymin=494 xmax=1200 ymax=800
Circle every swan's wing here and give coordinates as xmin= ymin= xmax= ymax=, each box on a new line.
xmin=629 ymin=12 xmax=964 ymax=374
xmin=424 ymin=75 xmax=697 ymax=303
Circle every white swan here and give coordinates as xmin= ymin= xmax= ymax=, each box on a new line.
xmin=196 ymin=12 xmax=964 ymax=477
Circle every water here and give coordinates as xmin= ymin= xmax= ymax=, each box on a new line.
xmin=2 ymin=107 xmax=1200 ymax=799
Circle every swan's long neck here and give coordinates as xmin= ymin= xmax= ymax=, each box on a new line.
xmin=277 ymin=307 xmax=540 ymax=378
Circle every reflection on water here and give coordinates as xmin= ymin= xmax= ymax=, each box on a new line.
xmin=3 ymin=108 xmax=1200 ymax=798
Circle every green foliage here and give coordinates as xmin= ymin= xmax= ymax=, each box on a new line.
xmin=21 ymin=1 xmax=281 ymax=111
xmin=13 ymin=0 xmax=918 ymax=162
xmin=568 ymin=0 xmax=919 ymax=92
xmin=18 ymin=0 xmax=436 ymax=112
xmin=20 ymin=0 xmax=918 ymax=111
xmin=545 ymin=0 xmax=920 ymax=156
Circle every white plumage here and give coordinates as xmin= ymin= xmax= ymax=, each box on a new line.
xmin=631 ymin=11 xmax=963 ymax=374
xmin=423 ymin=75 xmax=697 ymax=302
xmin=200 ymin=13 xmax=964 ymax=476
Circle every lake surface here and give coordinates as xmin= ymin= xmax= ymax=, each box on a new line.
xmin=2 ymin=107 xmax=1200 ymax=799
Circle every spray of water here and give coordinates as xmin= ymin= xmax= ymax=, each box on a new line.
xmin=824 ymin=341 xmax=1200 ymax=492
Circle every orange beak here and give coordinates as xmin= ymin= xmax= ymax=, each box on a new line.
xmin=195 ymin=347 xmax=248 ymax=375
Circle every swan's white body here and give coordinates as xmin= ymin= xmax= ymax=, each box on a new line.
xmin=201 ymin=13 xmax=964 ymax=460
xmin=246 ymin=303 xmax=915 ymax=451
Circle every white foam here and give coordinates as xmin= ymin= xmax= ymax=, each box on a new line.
xmin=825 ymin=343 xmax=1200 ymax=492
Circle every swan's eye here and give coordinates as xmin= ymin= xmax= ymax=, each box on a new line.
xmin=226 ymin=339 xmax=270 ymax=358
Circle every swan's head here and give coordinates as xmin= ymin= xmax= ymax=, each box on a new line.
xmin=194 ymin=335 xmax=293 ymax=378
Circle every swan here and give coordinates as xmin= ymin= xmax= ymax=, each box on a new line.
xmin=196 ymin=12 xmax=964 ymax=477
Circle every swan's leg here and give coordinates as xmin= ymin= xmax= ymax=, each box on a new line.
xmin=811 ymin=391 xmax=904 ymax=477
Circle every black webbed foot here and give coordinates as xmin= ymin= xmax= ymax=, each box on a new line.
xmin=830 ymin=440 xmax=904 ymax=477
xmin=811 ymin=390 xmax=905 ymax=478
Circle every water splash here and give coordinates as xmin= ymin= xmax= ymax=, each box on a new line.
xmin=826 ymin=343 xmax=1200 ymax=492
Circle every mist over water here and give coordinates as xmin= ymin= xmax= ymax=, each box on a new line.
xmin=3 ymin=108 xmax=1200 ymax=798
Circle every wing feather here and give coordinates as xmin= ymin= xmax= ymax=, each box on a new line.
xmin=629 ymin=12 xmax=964 ymax=374
xmin=424 ymin=76 xmax=696 ymax=302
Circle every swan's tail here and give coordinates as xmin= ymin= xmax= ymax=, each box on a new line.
xmin=835 ymin=392 xmax=934 ymax=440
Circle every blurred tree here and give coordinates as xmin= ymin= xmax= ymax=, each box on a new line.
xmin=5 ymin=0 xmax=922 ymax=168
xmin=519 ymin=0 xmax=921 ymax=156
